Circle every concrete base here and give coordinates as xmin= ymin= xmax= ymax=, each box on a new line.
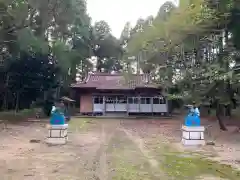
xmin=46 ymin=124 xmax=68 ymax=145
xmin=181 ymin=125 xmax=205 ymax=146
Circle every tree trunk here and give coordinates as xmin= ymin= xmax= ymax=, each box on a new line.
xmin=216 ymin=102 xmax=227 ymax=131
xmin=226 ymin=105 xmax=231 ymax=117
xmin=15 ymin=91 xmax=20 ymax=113
xmin=2 ymin=73 xmax=9 ymax=110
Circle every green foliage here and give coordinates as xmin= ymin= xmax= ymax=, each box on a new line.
xmin=123 ymin=0 xmax=240 ymax=110
xmin=0 ymin=0 xmax=97 ymax=111
xmin=5 ymin=51 xmax=58 ymax=109
xmin=17 ymin=29 xmax=49 ymax=53
xmin=0 ymin=0 xmax=126 ymax=112
xmin=92 ymin=20 xmax=124 ymax=72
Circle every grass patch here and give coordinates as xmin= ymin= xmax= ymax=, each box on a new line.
xmin=160 ymin=150 xmax=240 ymax=180
xmin=112 ymin=158 xmax=153 ymax=180
xmin=107 ymin=131 xmax=163 ymax=180
xmin=146 ymin=137 xmax=240 ymax=179
xmin=68 ymin=118 xmax=95 ymax=131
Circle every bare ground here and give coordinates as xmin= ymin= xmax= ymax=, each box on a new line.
xmin=156 ymin=116 xmax=240 ymax=169
xmin=0 ymin=118 xmax=239 ymax=180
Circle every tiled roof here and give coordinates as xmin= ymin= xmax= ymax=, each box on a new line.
xmin=71 ymin=72 xmax=161 ymax=90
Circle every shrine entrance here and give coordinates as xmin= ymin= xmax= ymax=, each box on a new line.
xmin=105 ymin=95 xmax=127 ymax=112
xmin=92 ymin=95 xmax=168 ymax=115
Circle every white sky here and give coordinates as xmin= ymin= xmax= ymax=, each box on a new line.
xmin=87 ymin=0 xmax=169 ymax=38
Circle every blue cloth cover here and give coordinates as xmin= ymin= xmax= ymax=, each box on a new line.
xmin=184 ymin=112 xmax=200 ymax=126
xmin=50 ymin=108 xmax=65 ymax=125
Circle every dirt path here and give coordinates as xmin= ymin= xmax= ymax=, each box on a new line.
xmin=92 ymin=122 xmax=117 ymax=180
xmin=98 ymin=124 xmax=108 ymax=180
xmin=0 ymin=118 xmax=239 ymax=180
xmin=120 ymin=127 xmax=159 ymax=168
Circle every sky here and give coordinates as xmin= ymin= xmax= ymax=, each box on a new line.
xmin=87 ymin=0 xmax=170 ymax=38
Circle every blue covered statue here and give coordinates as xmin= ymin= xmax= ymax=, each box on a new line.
xmin=184 ymin=102 xmax=200 ymax=126
xmin=50 ymin=101 xmax=65 ymax=125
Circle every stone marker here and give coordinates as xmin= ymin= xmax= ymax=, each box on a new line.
xmin=46 ymin=124 xmax=68 ymax=145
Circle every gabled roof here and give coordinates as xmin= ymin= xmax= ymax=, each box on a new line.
xmin=71 ymin=72 xmax=161 ymax=90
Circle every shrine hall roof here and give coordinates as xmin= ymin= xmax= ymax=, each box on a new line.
xmin=71 ymin=72 xmax=161 ymax=90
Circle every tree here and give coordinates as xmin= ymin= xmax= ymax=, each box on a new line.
xmin=157 ymin=1 xmax=177 ymax=20
xmin=0 ymin=0 xmax=93 ymax=114
xmin=124 ymin=0 xmax=239 ymax=130
xmin=5 ymin=50 xmax=58 ymax=112
xmin=92 ymin=20 xmax=123 ymax=72
xmin=120 ymin=22 xmax=131 ymax=47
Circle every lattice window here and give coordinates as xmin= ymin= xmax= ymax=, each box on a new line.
xmin=93 ymin=96 xmax=103 ymax=104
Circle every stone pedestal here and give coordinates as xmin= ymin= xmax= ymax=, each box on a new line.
xmin=181 ymin=125 xmax=205 ymax=146
xmin=46 ymin=124 xmax=68 ymax=145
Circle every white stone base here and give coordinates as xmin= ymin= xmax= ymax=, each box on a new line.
xmin=181 ymin=125 xmax=205 ymax=146
xmin=46 ymin=124 xmax=68 ymax=145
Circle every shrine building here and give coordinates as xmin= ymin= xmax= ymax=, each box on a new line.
xmin=71 ymin=72 xmax=168 ymax=116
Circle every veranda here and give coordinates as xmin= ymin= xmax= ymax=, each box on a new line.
xmin=92 ymin=95 xmax=168 ymax=115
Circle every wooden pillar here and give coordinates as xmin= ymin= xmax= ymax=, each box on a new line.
xmin=103 ymin=95 xmax=106 ymax=115
xmin=151 ymin=97 xmax=153 ymax=116
xmin=114 ymin=96 xmax=116 ymax=112
xmin=126 ymin=96 xmax=129 ymax=116
xmin=138 ymin=95 xmax=142 ymax=113
xmin=91 ymin=95 xmax=94 ymax=116
xmin=165 ymin=96 xmax=169 ymax=116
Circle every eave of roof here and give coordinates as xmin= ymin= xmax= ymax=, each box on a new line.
xmin=71 ymin=72 xmax=162 ymax=90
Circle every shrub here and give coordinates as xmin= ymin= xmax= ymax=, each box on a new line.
xmin=0 ymin=108 xmax=45 ymax=122
xmin=0 ymin=111 xmax=25 ymax=122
